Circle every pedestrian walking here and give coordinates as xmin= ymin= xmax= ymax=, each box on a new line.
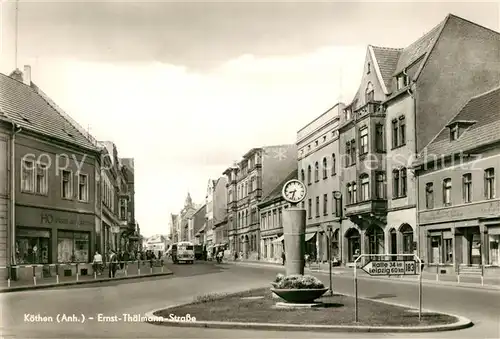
xmin=281 ymin=251 xmax=286 ymax=265
xmin=108 ymin=250 xmax=118 ymax=278
xmin=92 ymin=251 xmax=103 ymax=275
xmin=119 ymin=251 xmax=125 ymax=270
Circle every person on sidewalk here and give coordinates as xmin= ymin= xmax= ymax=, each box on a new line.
xmin=281 ymin=251 xmax=286 ymax=265
xmin=108 ymin=250 xmax=118 ymax=278
xmin=118 ymin=251 xmax=125 ymax=270
xmin=92 ymin=251 xmax=103 ymax=275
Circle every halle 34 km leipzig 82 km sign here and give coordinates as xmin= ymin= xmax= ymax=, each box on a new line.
xmin=362 ymin=260 xmax=417 ymax=276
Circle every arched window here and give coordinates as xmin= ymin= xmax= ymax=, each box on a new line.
xmin=360 ymin=174 xmax=370 ymax=201
xmin=399 ymin=224 xmax=414 ymax=254
xmin=345 ymin=228 xmax=361 ymax=262
xmin=322 ymin=158 xmax=328 ymax=179
xmin=332 ymin=154 xmax=336 ymax=175
xmin=314 ymin=162 xmax=319 ymax=182
xmin=301 ymin=169 xmax=305 ymax=182
xmin=307 ymin=165 xmax=312 ymax=184
xmin=365 ymin=82 xmax=374 ymax=102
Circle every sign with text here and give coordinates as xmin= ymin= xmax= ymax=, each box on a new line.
xmin=361 ymin=260 xmax=417 ymax=276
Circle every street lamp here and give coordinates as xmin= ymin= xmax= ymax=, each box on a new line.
xmin=326 ymin=224 xmax=333 ymax=296
xmin=332 ymin=190 xmax=343 ymax=295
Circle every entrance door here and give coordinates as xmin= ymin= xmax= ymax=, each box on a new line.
xmin=390 ymin=230 xmax=397 ymax=261
xmin=470 ymin=233 xmax=482 ymax=265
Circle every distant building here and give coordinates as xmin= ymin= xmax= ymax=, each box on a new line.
xmin=189 ymin=204 xmax=206 ymax=243
xmin=257 ymin=169 xmax=298 ymax=263
xmin=223 ymin=145 xmax=297 ymax=260
xmin=144 ymin=234 xmax=170 ymax=257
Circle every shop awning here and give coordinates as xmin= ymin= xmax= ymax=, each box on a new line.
xmin=305 ymin=232 xmax=316 ymax=242
xmin=272 ymin=235 xmax=284 ymax=243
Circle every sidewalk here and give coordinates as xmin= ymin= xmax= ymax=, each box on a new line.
xmin=0 ymin=263 xmax=172 ymax=293
xmin=227 ymin=260 xmax=500 ymax=290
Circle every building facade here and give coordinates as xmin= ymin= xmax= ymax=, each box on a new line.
xmin=189 ymin=204 xmax=206 ymax=243
xmin=413 ymin=87 xmax=500 ymax=275
xmin=224 ymin=145 xmax=297 ymax=260
xmin=212 ymin=177 xmax=228 ymax=245
xmin=174 ymin=193 xmax=198 ymax=242
xmin=0 ymin=117 xmax=11 ymax=276
xmin=1 ymin=69 xmax=102 ymax=279
xmin=297 ymin=103 xmax=344 ymax=262
xmin=257 ymin=169 xmax=297 ymax=263
xmin=334 ymin=14 xmax=500 ymax=266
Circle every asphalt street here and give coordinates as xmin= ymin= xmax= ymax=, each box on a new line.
xmin=1 ymin=261 xmax=499 ymax=339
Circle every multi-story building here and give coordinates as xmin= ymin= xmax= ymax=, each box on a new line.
xmin=413 ymin=86 xmax=500 ymax=275
xmin=188 ymin=204 xmax=206 ymax=243
xmin=257 ymin=169 xmax=298 ymax=263
xmin=1 ymin=68 xmax=101 ymax=279
xmin=212 ymin=177 xmax=229 ymax=246
xmin=338 ymin=14 xmax=500 ymax=265
xmin=175 ymin=193 xmax=198 ymax=242
xmin=223 ymin=145 xmax=297 ymax=260
xmin=297 ymin=104 xmax=344 ymax=262
xmin=0 ymin=114 xmax=12 ymax=277
xmin=119 ymin=158 xmax=138 ymax=251
xmin=169 ymin=214 xmax=178 ymax=242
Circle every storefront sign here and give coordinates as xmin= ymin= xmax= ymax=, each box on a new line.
xmin=419 ymin=200 xmax=500 ymax=224
xmin=40 ymin=213 xmax=94 ymax=227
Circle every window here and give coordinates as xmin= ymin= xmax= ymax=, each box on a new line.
xmin=332 ymin=192 xmax=336 ymax=215
xmin=307 ymin=165 xmax=312 ymax=184
xmin=78 ymin=174 xmax=88 ymax=202
xmin=120 ymin=198 xmax=128 ymax=220
xmin=61 ymin=170 xmax=73 ymax=199
xmin=444 ymin=238 xmax=453 ymax=263
xmin=314 ymin=162 xmax=319 ymax=182
xmin=301 ymin=169 xmax=305 ymax=182
xmin=15 ymin=228 xmax=50 ymax=264
xmin=443 ymin=178 xmax=452 ymax=206
xmin=396 ymin=74 xmax=408 ymax=90
xmin=360 ymin=174 xmax=369 ymax=201
xmin=375 ymin=172 xmax=385 ymax=199
xmin=367 ymin=62 xmax=371 ymax=74
xmin=315 ymin=140 xmax=319 ymax=147
xmin=21 ymin=159 xmax=35 ymax=193
xmin=392 ymin=119 xmax=398 ymax=148
xmin=345 ymin=142 xmax=351 ymax=167
xmin=307 ymin=199 xmax=312 ymax=218
xmin=400 ymin=168 xmax=407 ymax=196
xmin=462 ymin=173 xmax=472 ymax=203
xmin=392 ymin=170 xmax=400 ymax=198
xmin=352 ymin=182 xmax=357 ymax=204
xmin=365 ymin=82 xmax=374 ymax=102
xmin=323 ymin=194 xmax=328 ymax=215
xmin=399 ymin=116 xmax=406 ymax=145
xmin=375 ymin=124 xmax=384 ymax=152
xmin=322 ymin=158 xmax=328 ymax=179
xmin=485 ymin=168 xmax=495 ymax=199
xmin=331 ymin=154 xmax=336 ymax=175
xmin=35 ymin=163 xmax=48 ymax=195
xmin=450 ymin=124 xmax=459 ymax=141
xmin=430 ymin=235 xmax=442 ymax=264
xmin=315 ymin=196 xmax=320 ymax=217
xmin=347 ymin=184 xmax=352 ymax=204
xmin=345 ymin=108 xmax=351 ymax=120
xmin=350 ymin=140 xmax=356 ymax=164
xmin=425 ymin=183 xmax=434 ymax=209
xmin=57 ymin=231 xmax=90 ymax=263
xmin=360 ymin=127 xmax=368 ymax=155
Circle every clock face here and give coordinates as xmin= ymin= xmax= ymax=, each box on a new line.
xmin=282 ymin=179 xmax=307 ymax=204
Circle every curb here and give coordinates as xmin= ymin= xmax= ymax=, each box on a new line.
xmin=229 ymin=262 xmax=500 ymax=291
xmin=143 ymin=288 xmax=473 ymax=333
xmin=0 ymin=271 xmax=173 ymax=293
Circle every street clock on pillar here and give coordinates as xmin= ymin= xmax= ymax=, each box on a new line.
xmin=282 ymin=179 xmax=307 ymax=206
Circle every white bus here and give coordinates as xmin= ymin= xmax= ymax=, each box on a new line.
xmin=170 ymin=241 xmax=195 ymax=264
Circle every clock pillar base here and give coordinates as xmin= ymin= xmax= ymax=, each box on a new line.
xmin=283 ymin=208 xmax=306 ymax=276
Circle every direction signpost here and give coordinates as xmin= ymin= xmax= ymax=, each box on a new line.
xmin=353 ymin=254 xmax=423 ymax=322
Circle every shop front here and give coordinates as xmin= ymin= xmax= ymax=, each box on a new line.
xmin=418 ymin=200 xmax=500 ymax=277
xmin=15 ymin=206 xmax=95 ymax=279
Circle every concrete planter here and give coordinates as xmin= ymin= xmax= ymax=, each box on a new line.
xmin=270 ymin=287 xmax=328 ymax=303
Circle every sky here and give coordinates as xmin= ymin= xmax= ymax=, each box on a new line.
xmin=0 ymin=0 xmax=498 ymax=237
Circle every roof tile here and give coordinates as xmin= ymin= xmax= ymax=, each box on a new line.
xmin=371 ymin=46 xmax=402 ymax=91
xmin=260 ymin=169 xmax=298 ymax=204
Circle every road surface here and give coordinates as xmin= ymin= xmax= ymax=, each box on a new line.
xmin=1 ymin=262 xmax=499 ymax=338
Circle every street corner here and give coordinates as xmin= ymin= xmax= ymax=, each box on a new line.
xmin=143 ymin=287 xmax=474 ymax=333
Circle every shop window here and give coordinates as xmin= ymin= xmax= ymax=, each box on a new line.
xmin=444 ymin=238 xmax=453 ymax=264
xmin=57 ymin=231 xmax=90 ymax=263
xmin=489 ymin=235 xmax=499 ymax=266
xmin=430 ymin=235 xmax=442 ymax=264
xmin=15 ymin=228 xmax=50 ymax=264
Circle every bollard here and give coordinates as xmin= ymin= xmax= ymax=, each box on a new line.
xmin=124 ymin=262 xmax=128 ymax=276
xmin=56 ymin=274 xmax=59 ymax=284
xmin=7 ymin=278 xmax=11 ymax=288
xmin=161 ymin=265 xmax=164 ymax=273
xmin=94 ymin=271 xmax=97 ymax=279
xmin=150 ymin=265 xmax=153 ymax=274
xmin=33 ymin=266 xmax=37 ymax=285
xmin=436 ymin=264 xmax=439 ymax=281
xmin=33 ymin=276 xmax=37 ymax=286
xmin=138 ymin=261 xmax=141 ymax=275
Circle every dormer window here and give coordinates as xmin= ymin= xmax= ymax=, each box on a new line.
xmin=345 ymin=109 xmax=351 ymax=120
xmin=396 ymin=73 xmax=409 ymax=90
xmin=450 ymin=124 xmax=459 ymax=141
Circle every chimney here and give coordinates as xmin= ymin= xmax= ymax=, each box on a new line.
xmin=23 ymin=65 xmax=31 ymax=86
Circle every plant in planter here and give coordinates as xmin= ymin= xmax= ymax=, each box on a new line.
xmin=270 ymin=274 xmax=328 ymax=303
